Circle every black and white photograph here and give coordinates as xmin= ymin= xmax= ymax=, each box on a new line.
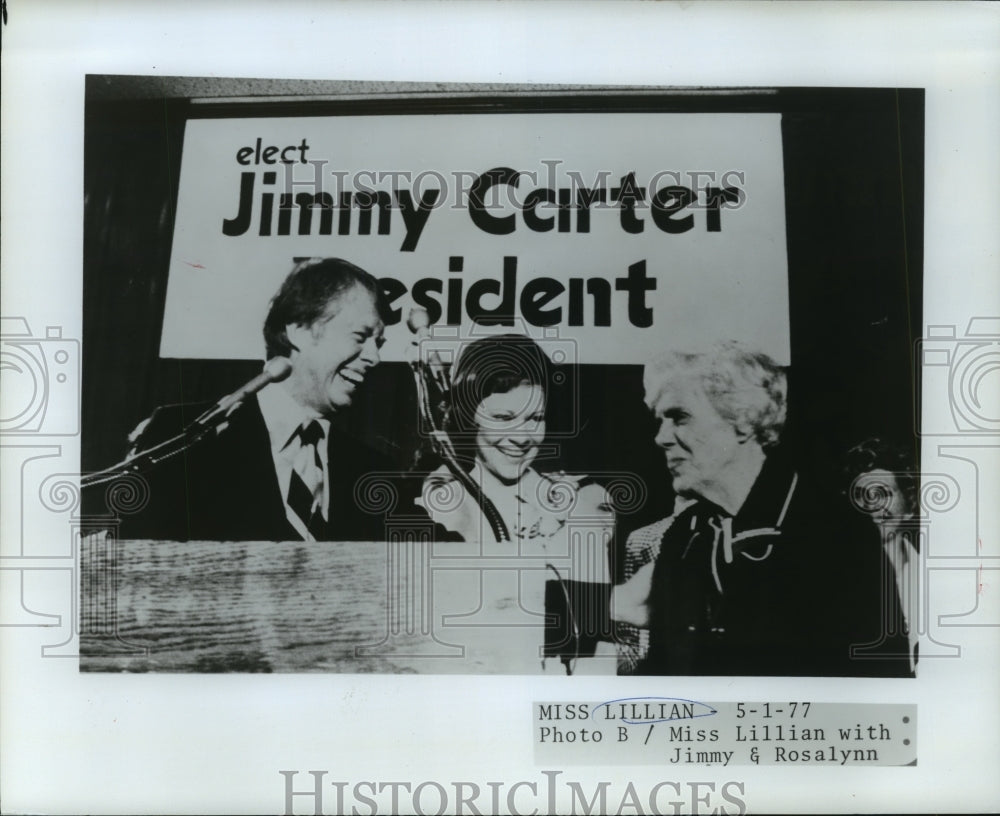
xmin=78 ymin=79 xmax=921 ymax=679
xmin=2 ymin=3 xmax=998 ymax=814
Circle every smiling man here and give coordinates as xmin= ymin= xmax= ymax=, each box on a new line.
xmin=118 ymin=258 xmax=393 ymax=542
xmin=614 ymin=341 xmax=911 ymax=677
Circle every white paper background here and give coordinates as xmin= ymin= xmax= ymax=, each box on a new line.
xmin=2 ymin=2 xmax=999 ymax=814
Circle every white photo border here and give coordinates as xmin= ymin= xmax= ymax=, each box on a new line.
xmin=2 ymin=2 xmax=998 ymax=814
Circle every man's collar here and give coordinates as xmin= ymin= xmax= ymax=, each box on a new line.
xmin=257 ymin=380 xmax=330 ymax=451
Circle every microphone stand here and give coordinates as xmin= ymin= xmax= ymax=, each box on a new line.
xmin=408 ymin=312 xmax=510 ymax=542
xmin=81 ymin=413 xmax=226 ymax=490
xmin=82 ymin=358 xmax=293 ymax=490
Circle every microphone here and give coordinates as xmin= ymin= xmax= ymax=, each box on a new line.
xmin=80 ymin=357 xmax=292 ymax=488
xmin=192 ymin=356 xmax=293 ymax=429
xmin=406 ymin=307 xmax=446 ymax=390
xmin=404 ymin=308 xmax=510 ymax=542
xmin=406 ymin=305 xmax=430 ymax=335
xmin=81 ymin=357 xmax=294 ymax=491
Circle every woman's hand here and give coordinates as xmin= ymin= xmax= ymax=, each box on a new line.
xmin=610 ymin=561 xmax=655 ymax=627
xmin=420 ymin=471 xmax=484 ymax=541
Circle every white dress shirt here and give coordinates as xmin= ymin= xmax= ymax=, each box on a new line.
xmin=880 ymin=521 xmax=920 ymax=673
xmin=256 ymin=382 xmax=331 ymax=540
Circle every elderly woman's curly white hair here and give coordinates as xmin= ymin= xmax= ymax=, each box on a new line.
xmin=643 ymin=341 xmax=788 ymax=450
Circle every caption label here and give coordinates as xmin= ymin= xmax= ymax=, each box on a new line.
xmin=534 ymin=698 xmax=916 ymax=766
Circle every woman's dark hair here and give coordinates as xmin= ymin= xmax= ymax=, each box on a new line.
xmin=263 ymin=257 xmax=389 ymax=359
xmin=445 ymin=334 xmax=551 ymax=436
xmin=841 ymin=436 xmax=919 ymax=517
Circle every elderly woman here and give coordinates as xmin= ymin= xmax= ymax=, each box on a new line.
xmin=614 ymin=341 xmax=910 ymax=676
xmin=416 ymin=333 xmax=616 ymax=674
xmin=613 ymin=341 xmax=788 ymax=672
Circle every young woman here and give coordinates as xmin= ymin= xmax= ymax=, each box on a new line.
xmin=415 ymin=334 xmax=616 ymax=674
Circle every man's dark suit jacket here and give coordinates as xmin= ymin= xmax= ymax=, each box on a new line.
xmin=105 ymin=395 xmax=394 ymax=542
xmin=636 ymin=451 xmax=913 ymax=678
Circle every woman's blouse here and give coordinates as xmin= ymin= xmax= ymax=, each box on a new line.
xmin=415 ymin=463 xmax=617 ymax=674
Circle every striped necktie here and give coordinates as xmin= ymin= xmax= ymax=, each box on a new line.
xmin=287 ymin=420 xmax=326 ymax=540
